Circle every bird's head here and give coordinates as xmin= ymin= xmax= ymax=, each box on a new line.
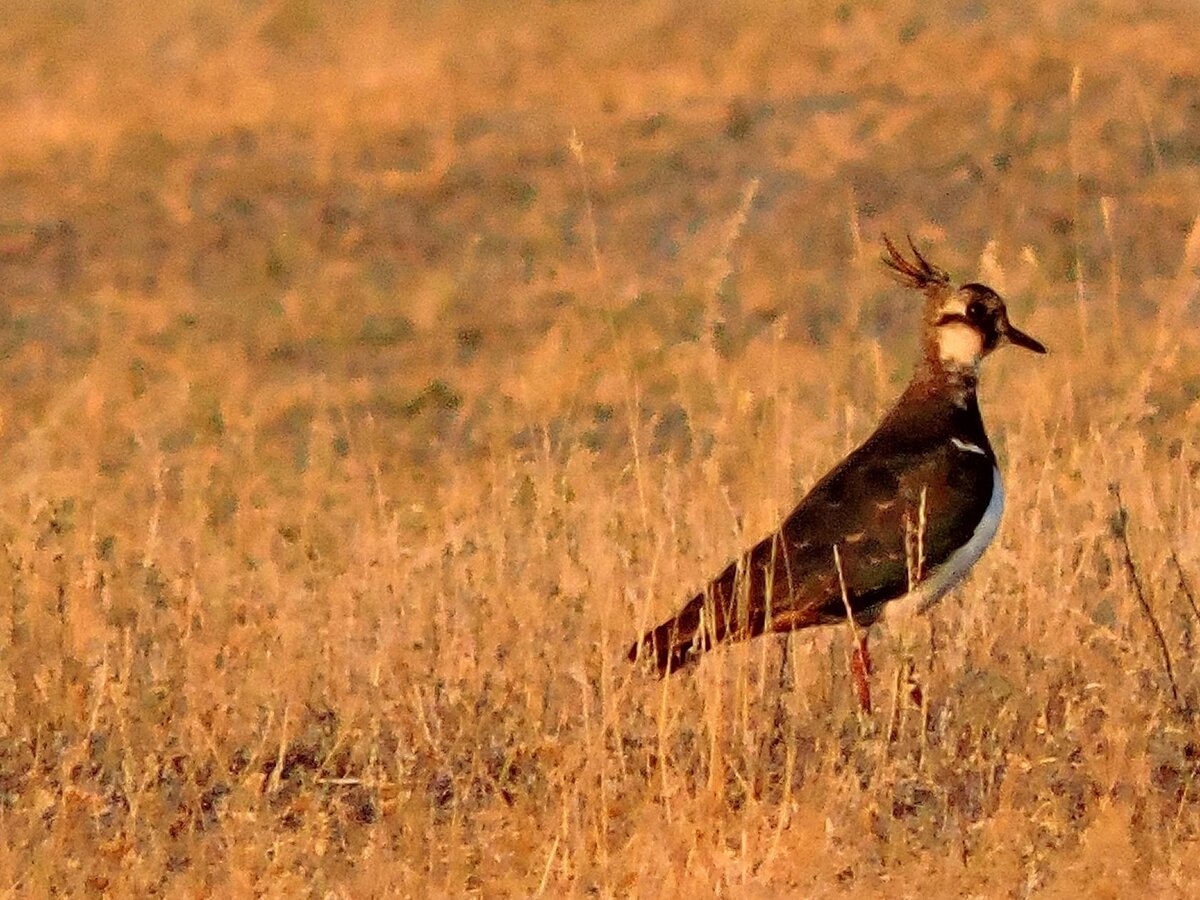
xmin=881 ymin=234 xmax=1047 ymax=374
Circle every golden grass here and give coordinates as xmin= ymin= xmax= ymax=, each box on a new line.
xmin=2 ymin=0 xmax=1200 ymax=895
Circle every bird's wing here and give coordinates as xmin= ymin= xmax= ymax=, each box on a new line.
xmin=630 ymin=395 xmax=999 ymax=675
xmin=712 ymin=413 xmax=996 ymax=632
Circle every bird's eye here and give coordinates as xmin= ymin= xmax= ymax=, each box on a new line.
xmin=967 ymin=299 xmax=986 ymax=320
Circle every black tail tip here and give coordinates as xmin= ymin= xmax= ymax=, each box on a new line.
xmin=627 ymin=632 xmax=683 ymax=678
xmin=626 ymin=638 xmax=643 ymax=664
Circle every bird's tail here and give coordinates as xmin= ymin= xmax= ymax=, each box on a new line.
xmin=629 ymin=553 xmax=782 ymax=676
xmin=626 ymin=593 xmax=710 ymax=676
xmin=627 ymin=582 xmax=757 ymax=676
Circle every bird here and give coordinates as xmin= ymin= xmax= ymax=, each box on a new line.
xmin=627 ymin=236 xmax=1046 ymax=709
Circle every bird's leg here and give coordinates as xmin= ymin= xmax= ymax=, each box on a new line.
xmin=908 ymin=617 xmax=935 ymax=707
xmin=907 ymin=659 xmax=924 ymax=708
xmin=850 ymin=632 xmax=873 ymax=713
xmin=777 ymin=633 xmax=792 ymax=691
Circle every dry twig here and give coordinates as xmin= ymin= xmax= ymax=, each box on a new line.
xmin=1110 ymin=483 xmax=1181 ymax=710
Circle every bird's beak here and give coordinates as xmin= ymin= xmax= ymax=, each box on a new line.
xmin=1004 ymin=321 xmax=1047 ymax=354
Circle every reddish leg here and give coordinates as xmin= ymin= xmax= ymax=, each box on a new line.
xmin=850 ymin=633 xmax=873 ymax=713
xmin=908 ymin=678 xmax=924 ymax=708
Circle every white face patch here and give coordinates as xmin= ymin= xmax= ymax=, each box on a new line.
xmin=936 ymin=321 xmax=984 ymax=369
xmin=938 ymin=295 xmax=968 ymax=317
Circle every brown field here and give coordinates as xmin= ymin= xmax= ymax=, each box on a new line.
xmin=2 ymin=0 xmax=1200 ymax=895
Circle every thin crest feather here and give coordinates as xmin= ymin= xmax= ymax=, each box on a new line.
xmin=881 ymin=233 xmax=950 ymax=291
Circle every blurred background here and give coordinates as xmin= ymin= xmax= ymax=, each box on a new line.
xmin=4 ymin=0 xmax=1198 ymax=479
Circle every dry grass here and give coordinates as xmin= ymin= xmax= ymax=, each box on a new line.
xmin=2 ymin=0 xmax=1200 ymax=895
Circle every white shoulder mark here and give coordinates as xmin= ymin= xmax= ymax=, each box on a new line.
xmin=951 ymin=436 xmax=987 ymax=456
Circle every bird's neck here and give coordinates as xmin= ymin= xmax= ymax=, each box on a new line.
xmin=910 ymin=357 xmax=979 ymax=410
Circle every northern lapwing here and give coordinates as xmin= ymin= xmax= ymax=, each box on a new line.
xmin=628 ymin=236 xmax=1046 ymax=709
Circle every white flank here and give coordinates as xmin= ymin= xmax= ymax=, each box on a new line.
xmin=888 ymin=467 xmax=1004 ymax=621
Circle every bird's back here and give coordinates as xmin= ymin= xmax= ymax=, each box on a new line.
xmin=630 ymin=378 xmax=996 ymax=673
xmin=628 ymin=236 xmax=1044 ymax=677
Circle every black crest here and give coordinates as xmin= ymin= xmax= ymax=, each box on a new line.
xmin=881 ymin=234 xmax=950 ymax=292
